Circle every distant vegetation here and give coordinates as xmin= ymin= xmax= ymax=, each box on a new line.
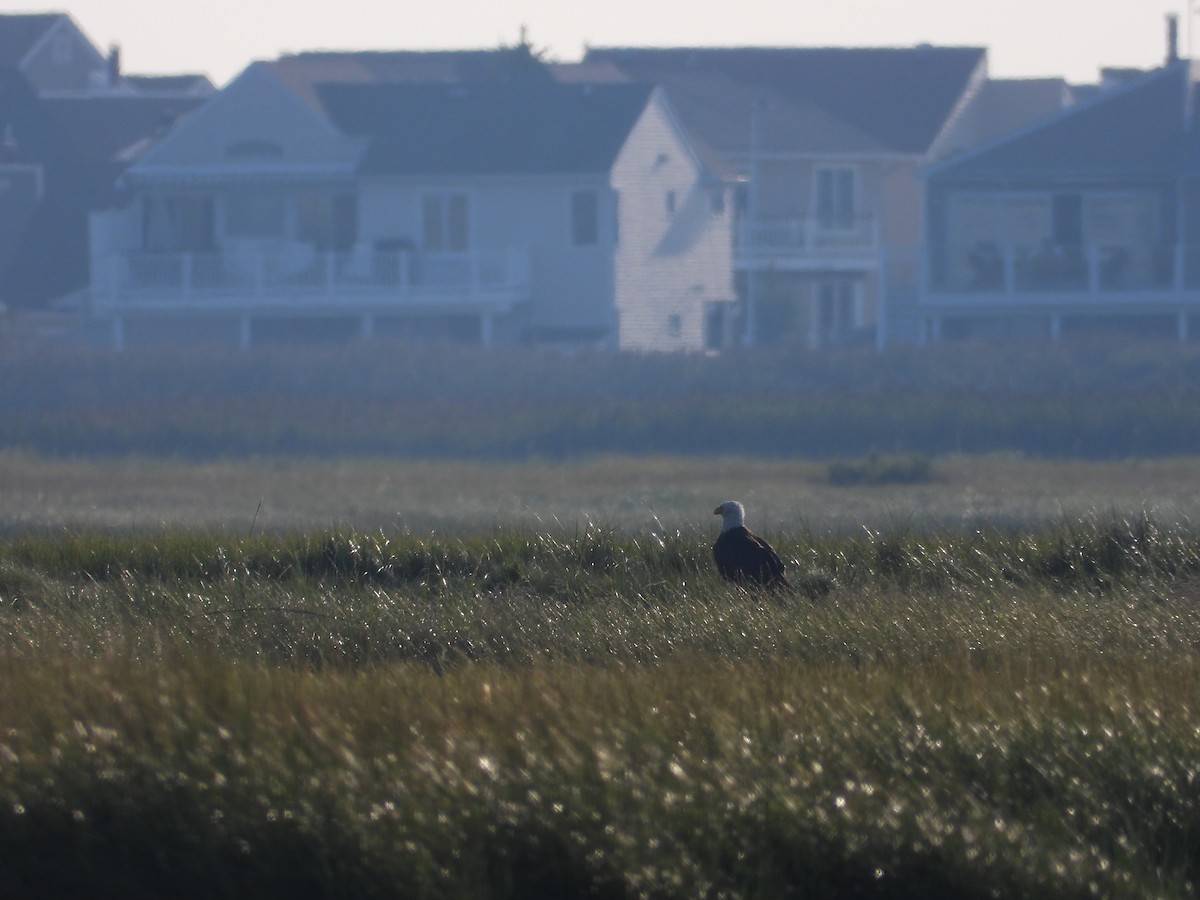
xmin=2 ymin=336 xmax=1200 ymax=459
xmin=826 ymin=453 xmax=934 ymax=486
xmin=3 ymin=515 xmax=1200 ymax=896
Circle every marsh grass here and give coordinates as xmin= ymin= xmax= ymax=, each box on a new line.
xmin=2 ymin=516 xmax=1200 ymax=896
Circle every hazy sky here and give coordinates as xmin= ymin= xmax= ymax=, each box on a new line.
xmin=9 ymin=0 xmax=1192 ymax=87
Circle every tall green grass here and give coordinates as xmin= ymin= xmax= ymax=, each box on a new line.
xmin=2 ymin=517 xmax=1200 ymax=895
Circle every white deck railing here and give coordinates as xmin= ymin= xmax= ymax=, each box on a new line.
xmin=93 ymin=247 xmax=532 ymax=309
xmin=736 ymin=214 xmax=879 ymax=262
xmin=929 ymin=241 xmax=1199 ymax=301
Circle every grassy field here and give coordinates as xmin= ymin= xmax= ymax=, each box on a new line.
xmin=4 ymin=451 xmax=1200 ymax=535
xmin=2 ymin=455 xmax=1200 ymax=897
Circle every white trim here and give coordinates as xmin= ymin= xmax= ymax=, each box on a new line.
xmin=926 ymin=54 xmax=990 ymax=160
xmin=729 ymin=151 xmax=920 ymax=164
xmin=20 ymin=15 xmax=105 ymax=71
xmin=124 ymin=164 xmax=357 ymax=183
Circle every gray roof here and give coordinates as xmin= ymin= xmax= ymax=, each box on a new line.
xmin=123 ymin=73 xmax=215 ymax=96
xmin=319 ymin=80 xmax=656 ymax=176
xmin=585 ymin=46 xmax=987 ymax=155
xmin=927 ymin=62 xmax=1192 ymax=182
xmin=269 ymin=47 xmax=578 ymax=113
xmin=45 ymin=95 xmax=206 ymax=161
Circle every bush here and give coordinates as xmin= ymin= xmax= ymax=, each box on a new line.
xmin=827 ymin=453 xmax=934 ymax=486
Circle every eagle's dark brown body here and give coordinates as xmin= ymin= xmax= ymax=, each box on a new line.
xmin=712 ymin=501 xmax=790 ymax=588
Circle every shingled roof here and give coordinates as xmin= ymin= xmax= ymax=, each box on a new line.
xmin=585 ymin=46 xmax=987 ymax=156
xmin=926 ymin=62 xmax=1193 ymax=181
xmin=318 ymin=80 xmax=656 ymax=176
xmin=269 ymin=46 xmax=571 ymax=113
xmin=45 ymin=95 xmax=205 ymax=162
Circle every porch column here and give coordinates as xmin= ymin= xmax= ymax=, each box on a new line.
xmin=239 ymin=316 xmax=252 ymax=350
xmin=480 ymin=310 xmax=494 ymax=347
xmin=112 ymin=315 xmax=125 ymax=351
xmin=742 ymin=269 xmax=758 ymax=347
xmin=1049 ymin=313 xmax=1062 ymax=343
xmin=1178 ymin=309 xmax=1189 ymax=343
xmin=927 ymin=314 xmax=942 ymax=343
xmin=876 ymin=247 xmax=890 ymax=351
xmin=360 ymin=313 xmax=375 ymax=341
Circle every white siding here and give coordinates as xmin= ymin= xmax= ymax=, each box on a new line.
xmin=611 ymin=90 xmax=733 ymax=351
xmin=358 ymin=175 xmax=618 ymax=339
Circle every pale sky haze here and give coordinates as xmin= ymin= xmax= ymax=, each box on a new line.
xmin=4 ymin=0 xmax=1192 ymax=87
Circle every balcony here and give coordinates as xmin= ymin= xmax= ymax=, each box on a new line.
xmin=735 ymin=214 xmax=880 ymax=271
xmin=924 ymin=241 xmax=1200 ymax=308
xmin=91 ymin=245 xmax=532 ymax=313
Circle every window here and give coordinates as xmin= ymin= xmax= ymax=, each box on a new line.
xmin=817 ymin=281 xmax=858 ymax=333
xmin=142 ymin=196 xmax=215 ymax=252
xmin=225 ymin=193 xmax=285 ymax=237
xmin=666 ymin=190 xmax=677 ymax=217
xmin=1085 ymin=193 xmax=1156 ymax=244
xmin=423 ymin=193 xmax=469 ymax=252
xmin=815 ymin=166 xmax=856 ymax=230
xmin=571 ymin=190 xmax=599 ymax=246
xmin=667 ymin=314 xmax=682 ymax=338
xmin=297 ymin=192 xmax=357 ymax=251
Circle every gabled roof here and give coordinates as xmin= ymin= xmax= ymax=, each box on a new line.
xmin=925 ymin=62 xmax=1192 ymax=182
xmin=644 ymin=70 xmax=887 ymax=159
xmin=318 ymin=81 xmax=655 ymax=176
xmin=0 ymin=13 xmax=62 ymax=68
xmin=929 ymin=76 xmax=1073 ymax=160
xmin=585 ymin=46 xmax=987 ymax=155
xmin=268 ymin=46 xmax=567 ymax=114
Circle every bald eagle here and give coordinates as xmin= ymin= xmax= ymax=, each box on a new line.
xmin=713 ymin=500 xmax=790 ymax=588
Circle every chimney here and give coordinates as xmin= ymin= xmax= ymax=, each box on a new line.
xmin=108 ymin=44 xmax=121 ymax=86
xmin=1166 ymin=13 xmax=1179 ymax=65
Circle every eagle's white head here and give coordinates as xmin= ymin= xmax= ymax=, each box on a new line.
xmin=713 ymin=500 xmax=746 ymax=532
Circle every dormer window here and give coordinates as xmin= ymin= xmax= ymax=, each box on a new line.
xmin=225 ymin=140 xmax=284 ymax=160
xmin=571 ymin=190 xmax=599 ymax=247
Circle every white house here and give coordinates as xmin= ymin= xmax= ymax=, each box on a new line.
xmin=87 ymin=50 xmax=734 ymax=351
